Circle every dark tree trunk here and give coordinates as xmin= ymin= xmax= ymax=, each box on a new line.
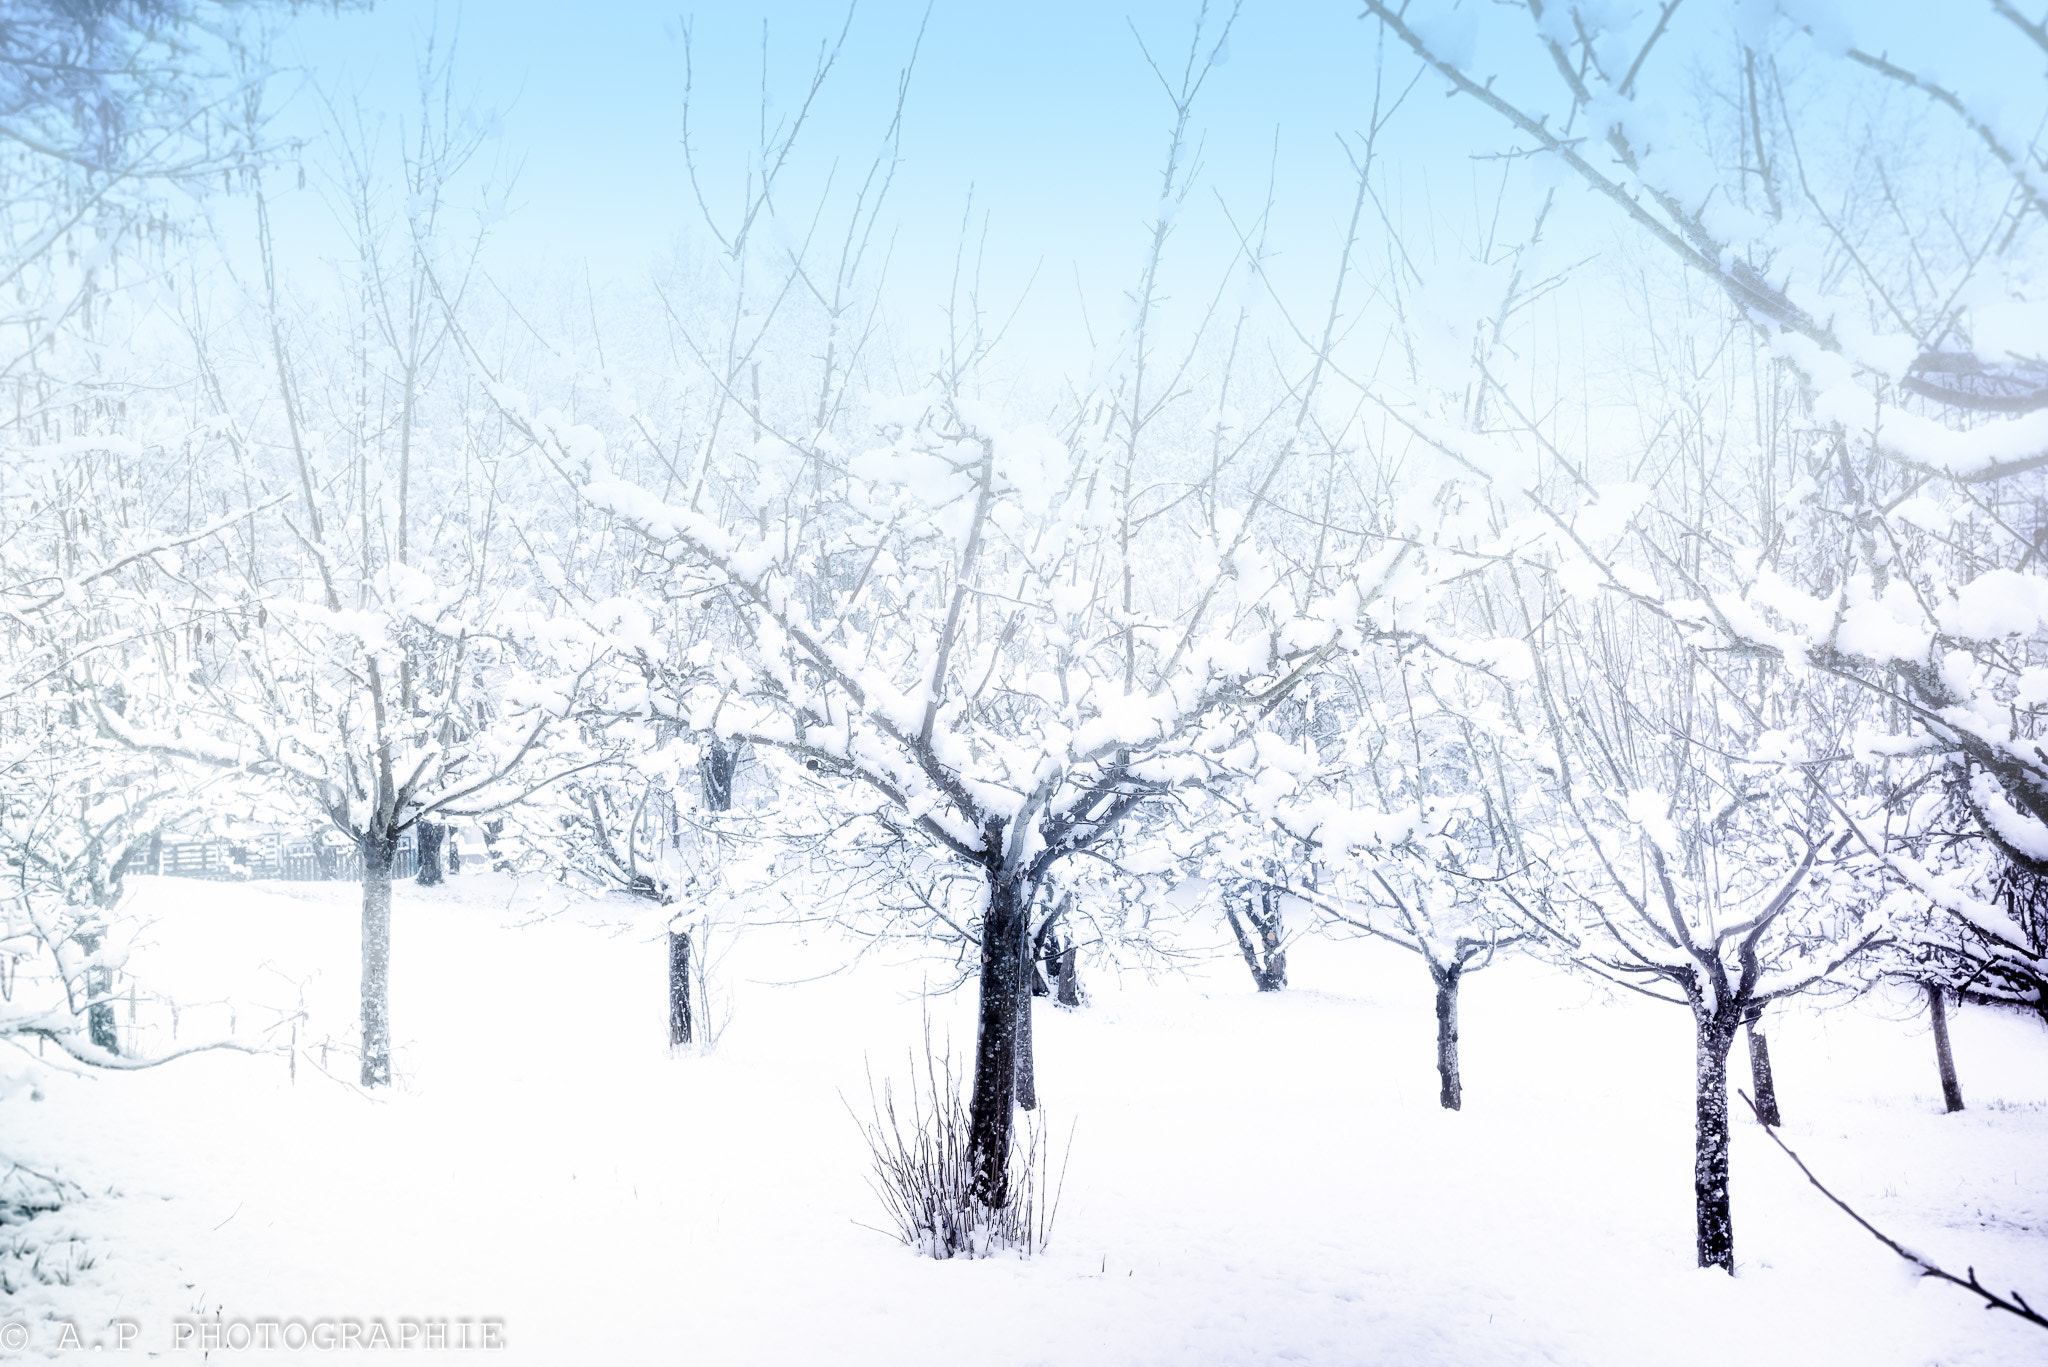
xmin=1928 ymin=982 xmax=1964 ymax=1113
xmin=664 ymin=736 xmax=734 ymax=1052
xmin=87 ymin=998 xmax=119 ymax=1053
xmin=1745 ymin=1002 xmax=1781 ymax=1127
xmin=1015 ymin=969 xmax=1037 ymax=1111
xmin=1257 ymin=887 xmax=1287 ymax=989
xmin=1056 ymin=941 xmax=1081 ymax=1008
xmin=700 ymin=736 xmax=738 ymax=814
xmin=1694 ymin=1010 xmax=1741 ymax=1272
xmin=967 ymin=873 xmax=1030 ymax=1206
xmin=668 ymin=928 xmax=693 ymax=1048
xmin=1030 ymin=918 xmax=1055 ymax=997
xmin=1226 ymin=887 xmax=1287 ymax=991
xmin=1433 ymin=964 xmax=1462 ymax=1111
xmin=415 ymin=822 xmax=446 ymax=886
xmin=445 ymin=829 xmax=461 ymax=874
xmin=360 ymin=833 xmax=397 ymax=1087
xmin=1045 ymin=893 xmax=1082 ymax=1006
xmin=75 ymin=928 xmax=119 ymax=1055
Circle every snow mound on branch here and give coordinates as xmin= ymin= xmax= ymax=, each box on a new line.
xmin=1887 ymin=496 xmax=1950 ymax=532
xmin=1969 ymin=770 xmax=2048 ymax=864
xmin=1937 ymin=569 xmax=2048 ymax=641
xmin=1835 ymin=577 xmax=1932 ymax=662
xmin=1625 ymin=789 xmax=1683 ymax=861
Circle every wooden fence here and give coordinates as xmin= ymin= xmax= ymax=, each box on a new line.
xmin=121 ymin=831 xmax=420 ymax=882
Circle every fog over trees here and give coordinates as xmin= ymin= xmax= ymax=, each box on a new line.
xmin=4 ymin=0 xmax=2048 ymax=1357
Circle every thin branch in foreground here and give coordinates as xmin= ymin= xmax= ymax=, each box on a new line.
xmin=1738 ymin=1091 xmax=2047 ymax=1333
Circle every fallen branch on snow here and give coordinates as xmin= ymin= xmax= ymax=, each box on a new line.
xmin=1739 ymin=1090 xmax=2046 ymax=1333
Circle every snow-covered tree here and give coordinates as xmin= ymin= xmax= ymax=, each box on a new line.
xmin=1246 ymin=653 xmax=1533 ymax=1110
xmin=0 ymin=0 xmax=329 ymax=394
xmin=1367 ymin=0 xmax=2048 ymax=1054
xmin=78 ymin=67 xmax=612 ymax=1086
xmin=1505 ymin=572 xmax=1890 ymax=1272
xmin=572 ymin=378 xmax=1449 ymax=1202
xmin=0 ymin=421 xmax=277 ymax=1066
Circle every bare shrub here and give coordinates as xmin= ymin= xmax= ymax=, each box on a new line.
xmin=852 ymin=1026 xmax=1069 ymax=1260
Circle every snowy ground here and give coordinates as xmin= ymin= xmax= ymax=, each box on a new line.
xmin=5 ymin=872 xmax=2046 ymax=1365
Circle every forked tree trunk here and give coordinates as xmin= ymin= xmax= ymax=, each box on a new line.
xmin=1928 ymin=982 xmax=1964 ymax=1113
xmin=1745 ymin=1002 xmax=1781 ymax=1127
xmin=968 ymin=874 xmax=1030 ymax=1206
xmin=668 ymin=927 xmax=693 ymax=1048
xmin=1226 ymin=887 xmax=1287 ymax=991
xmin=1433 ymin=964 xmax=1462 ymax=1111
xmin=415 ymin=822 xmax=446 ymax=886
xmin=360 ymin=833 xmax=397 ymax=1087
xmin=1256 ymin=888 xmax=1287 ymax=988
xmin=1694 ymin=1009 xmax=1742 ymax=1272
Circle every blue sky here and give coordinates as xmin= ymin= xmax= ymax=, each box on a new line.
xmin=267 ymin=2 xmax=1508 ymax=364
xmin=262 ymin=1 xmax=2039 ymax=375
xmin=277 ymin=3 xmax=1418 ymax=259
